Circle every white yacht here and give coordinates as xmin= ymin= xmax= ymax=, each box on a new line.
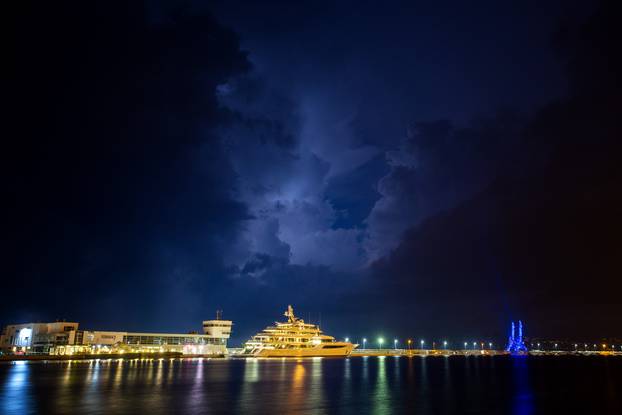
xmin=243 ymin=305 xmax=357 ymax=357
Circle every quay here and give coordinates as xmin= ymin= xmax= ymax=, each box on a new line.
xmin=349 ymin=349 xmax=621 ymax=357
xmin=351 ymin=349 xmax=507 ymax=357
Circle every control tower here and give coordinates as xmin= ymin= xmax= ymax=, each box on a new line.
xmin=202 ymin=310 xmax=232 ymax=345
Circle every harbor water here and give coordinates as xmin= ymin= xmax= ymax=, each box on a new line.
xmin=1 ymin=355 xmax=620 ymax=414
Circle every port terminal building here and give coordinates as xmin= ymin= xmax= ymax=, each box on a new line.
xmin=0 ymin=315 xmax=232 ymax=356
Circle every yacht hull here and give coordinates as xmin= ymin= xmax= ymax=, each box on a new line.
xmin=253 ymin=344 xmax=356 ymax=358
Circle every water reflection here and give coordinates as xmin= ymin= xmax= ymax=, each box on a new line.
xmin=1 ymin=362 xmax=32 ymax=415
xmin=511 ymin=357 xmax=534 ymax=415
xmin=0 ymin=356 xmax=618 ymax=414
xmin=308 ymin=357 xmax=325 ymax=412
xmin=374 ymin=356 xmax=391 ymax=415
xmin=288 ymin=363 xmax=306 ymax=410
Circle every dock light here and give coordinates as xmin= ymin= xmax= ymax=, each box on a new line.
xmin=378 ymin=338 xmax=384 ymax=348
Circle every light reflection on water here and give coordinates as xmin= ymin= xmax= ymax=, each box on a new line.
xmin=1 ymin=362 xmax=31 ymax=415
xmin=374 ymin=356 xmax=390 ymax=415
xmin=0 ymin=356 xmax=620 ymax=414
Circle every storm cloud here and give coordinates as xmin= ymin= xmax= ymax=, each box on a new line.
xmin=4 ymin=0 xmax=619 ymax=344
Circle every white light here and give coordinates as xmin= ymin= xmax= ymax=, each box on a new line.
xmin=18 ymin=328 xmax=32 ymax=345
xmin=443 ymin=341 xmax=447 ymax=346
xmin=464 ymin=342 xmax=467 ymax=347
xmin=345 ymin=337 xmax=349 ymax=343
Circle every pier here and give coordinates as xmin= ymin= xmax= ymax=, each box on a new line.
xmin=349 ymin=349 xmax=621 ymax=357
xmin=351 ymin=349 xmax=507 ymax=357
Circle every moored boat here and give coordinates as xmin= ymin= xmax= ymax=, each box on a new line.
xmin=243 ymin=305 xmax=356 ymax=357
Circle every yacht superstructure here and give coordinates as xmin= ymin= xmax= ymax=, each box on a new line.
xmin=243 ymin=305 xmax=357 ymax=357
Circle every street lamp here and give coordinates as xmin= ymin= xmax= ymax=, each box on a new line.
xmin=473 ymin=342 xmax=477 ymax=349
xmin=464 ymin=342 xmax=468 ymax=349
xmin=345 ymin=337 xmax=349 ymax=343
xmin=489 ymin=342 xmax=493 ymax=349
xmin=363 ymin=338 xmax=367 ymax=349
xmin=443 ymin=341 xmax=447 ymax=349
xmin=420 ymin=340 xmax=425 ymax=349
xmin=394 ymin=339 xmax=398 ymax=350
xmin=378 ymin=337 xmax=384 ymax=349
xmin=407 ymin=339 xmax=412 ymax=350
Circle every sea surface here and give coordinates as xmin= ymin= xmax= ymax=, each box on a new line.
xmin=1 ymin=355 xmax=620 ymax=414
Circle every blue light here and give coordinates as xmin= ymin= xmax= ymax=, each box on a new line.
xmin=505 ymin=320 xmax=528 ymax=354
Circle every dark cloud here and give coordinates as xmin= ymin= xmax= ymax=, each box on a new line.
xmin=4 ymin=0 xmax=617 ymax=345
xmin=4 ymin=1 xmax=250 ymax=330
xmin=369 ymin=0 xmax=622 ymax=339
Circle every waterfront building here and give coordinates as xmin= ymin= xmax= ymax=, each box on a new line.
xmin=0 ymin=313 xmax=233 ymax=356
xmin=0 ymin=321 xmax=79 ymax=354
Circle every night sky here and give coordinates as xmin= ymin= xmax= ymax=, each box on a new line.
xmin=6 ymin=0 xmax=621 ymax=346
